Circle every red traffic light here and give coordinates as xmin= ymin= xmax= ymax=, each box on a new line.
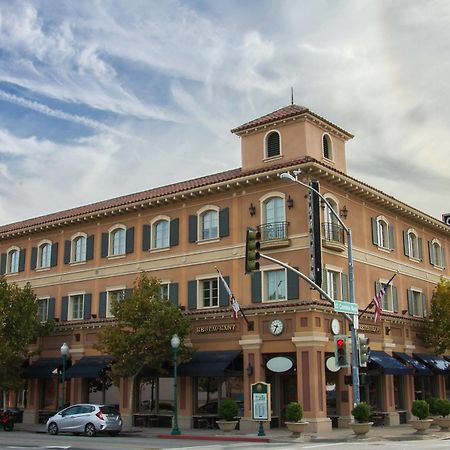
xmin=336 ymin=338 xmax=345 ymax=347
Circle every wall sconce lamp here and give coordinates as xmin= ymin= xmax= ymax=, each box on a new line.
xmin=385 ymin=327 xmax=391 ymax=335
xmin=249 ymin=203 xmax=256 ymax=216
xmin=91 ymin=314 xmax=97 ymax=319
xmin=340 ymin=205 xmax=348 ymax=219
xmin=286 ymin=195 xmax=294 ymax=209
xmin=402 ymin=309 xmax=408 ymax=315
xmin=246 ymin=364 xmax=254 ymax=377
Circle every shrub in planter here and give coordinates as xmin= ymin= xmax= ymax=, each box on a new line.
xmin=285 ymin=402 xmax=303 ymax=422
xmin=411 ymin=400 xmax=429 ymax=420
xmin=426 ymin=397 xmax=440 ymax=415
xmin=218 ymin=398 xmax=238 ymax=421
xmin=435 ymin=399 xmax=450 ymax=417
xmin=351 ymin=402 xmax=371 ymax=423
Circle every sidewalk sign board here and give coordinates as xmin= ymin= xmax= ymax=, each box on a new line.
xmin=251 ymin=382 xmax=271 ymax=421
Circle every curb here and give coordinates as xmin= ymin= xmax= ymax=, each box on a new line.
xmin=157 ymin=433 xmax=270 ymax=443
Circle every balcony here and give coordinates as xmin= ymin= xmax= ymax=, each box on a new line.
xmin=322 ymin=222 xmax=346 ymax=252
xmin=258 ymin=221 xmax=290 ymax=249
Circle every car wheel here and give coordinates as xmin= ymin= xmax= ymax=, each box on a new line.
xmin=108 ymin=431 xmax=119 ymax=436
xmin=48 ymin=422 xmax=58 ymax=435
xmin=85 ymin=423 xmax=96 ymax=437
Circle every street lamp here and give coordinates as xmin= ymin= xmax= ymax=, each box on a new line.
xmin=60 ymin=342 xmax=69 ymax=409
xmin=280 ymin=170 xmax=361 ymax=405
xmin=171 ymin=334 xmax=181 ymax=435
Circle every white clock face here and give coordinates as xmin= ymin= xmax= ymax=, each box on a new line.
xmin=269 ymin=319 xmax=284 ymax=335
xmin=331 ymin=318 xmax=340 ymax=335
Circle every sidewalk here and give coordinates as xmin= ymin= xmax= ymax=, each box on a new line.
xmin=13 ymin=422 xmax=450 ymax=443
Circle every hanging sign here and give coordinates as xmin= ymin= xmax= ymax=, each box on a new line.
xmin=251 ymin=382 xmax=271 ymax=421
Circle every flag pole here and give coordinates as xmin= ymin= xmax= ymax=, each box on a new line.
xmin=358 ymin=273 xmax=397 ymax=320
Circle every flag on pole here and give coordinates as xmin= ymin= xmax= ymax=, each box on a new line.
xmin=215 ymin=267 xmax=241 ymax=321
xmin=371 ymin=273 xmax=397 ymax=323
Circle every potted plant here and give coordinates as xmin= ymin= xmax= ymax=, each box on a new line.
xmin=284 ymin=401 xmax=309 ymax=437
xmin=426 ymin=396 xmax=440 ymax=426
xmin=216 ymin=398 xmax=239 ymax=432
xmin=433 ymin=399 xmax=450 ymax=431
xmin=410 ymin=399 xmax=432 ymax=434
xmin=350 ymin=402 xmax=373 ymax=437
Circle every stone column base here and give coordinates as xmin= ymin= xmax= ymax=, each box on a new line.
xmin=23 ymin=410 xmax=38 ymax=425
xmin=121 ymin=412 xmax=133 ymax=429
xmin=177 ymin=415 xmax=192 ymax=430
xmin=239 ymin=417 xmax=270 ymax=434
xmin=385 ymin=412 xmax=399 ymax=426
xmin=338 ymin=415 xmax=352 ymax=428
xmin=303 ymin=417 xmax=332 ymax=433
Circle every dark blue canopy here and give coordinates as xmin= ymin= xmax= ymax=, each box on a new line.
xmin=65 ymin=356 xmax=112 ymax=379
xmin=369 ymin=351 xmax=413 ymax=375
xmin=25 ymin=357 xmax=63 ymax=379
xmin=178 ymin=350 xmax=241 ymax=377
xmin=413 ymin=353 xmax=450 ymax=375
xmin=393 ymin=352 xmax=432 ymax=376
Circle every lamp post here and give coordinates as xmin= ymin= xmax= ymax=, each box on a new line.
xmin=280 ymin=170 xmax=360 ymax=405
xmin=171 ymin=334 xmax=181 ymax=435
xmin=60 ymin=342 xmax=69 ymax=409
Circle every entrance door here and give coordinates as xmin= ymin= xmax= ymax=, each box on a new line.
xmin=266 ymin=372 xmax=297 ymax=426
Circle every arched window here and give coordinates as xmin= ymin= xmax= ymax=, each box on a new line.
xmin=324 ymin=197 xmax=339 ymax=240
xmin=7 ymin=248 xmax=20 ymax=274
xmin=153 ymin=219 xmax=169 ymax=249
xmin=38 ymin=242 xmax=51 ymax=268
xmin=110 ymin=227 xmax=126 ymax=256
xmin=200 ymin=210 xmax=218 ymax=240
xmin=72 ymin=235 xmax=87 ymax=262
xmin=408 ymin=230 xmax=419 ymax=259
xmin=322 ymin=134 xmax=332 ymax=160
xmin=377 ymin=218 xmax=389 ymax=249
xmin=262 ymin=196 xmax=285 ymax=240
xmin=265 ymin=131 xmax=281 ymax=158
xmin=429 ymin=239 xmax=445 ymax=267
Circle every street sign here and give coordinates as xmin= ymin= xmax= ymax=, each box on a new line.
xmin=333 ymin=300 xmax=358 ymax=315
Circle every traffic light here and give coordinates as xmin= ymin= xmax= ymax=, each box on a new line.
xmin=358 ymin=335 xmax=370 ymax=367
xmin=245 ymin=228 xmax=261 ymax=273
xmin=334 ymin=335 xmax=350 ymax=368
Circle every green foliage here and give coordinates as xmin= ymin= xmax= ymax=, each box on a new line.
xmin=426 ymin=396 xmax=440 ymax=415
xmin=351 ymin=402 xmax=371 ymax=423
xmin=411 ymin=400 xmax=429 ymax=420
xmin=435 ymin=399 xmax=450 ymax=418
xmin=218 ymin=397 xmax=238 ymax=421
xmin=96 ymin=273 xmax=191 ymax=383
xmin=285 ymin=401 xmax=303 ymax=422
xmin=425 ymin=278 xmax=450 ymax=355
xmin=0 ymin=277 xmax=53 ymax=393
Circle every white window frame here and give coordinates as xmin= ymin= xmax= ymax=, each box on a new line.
xmin=37 ymin=297 xmax=50 ymax=322
xmin=159 ymin=282 xmax=170 ymax=300
xmin=323 ymin=194 xmax=340 ymax=241
xmin=322 ymin=133 xmax=333 ymax=160
xmin=7 ymin=246 xmax=20 ymax=274
xmin=430 ymin=239 xmax=444 ymax=268
xmin=410 ymin=288 xmax=424 ymax=317
xmin=106 ymin=288 xmax=125 ymax=318
xmin=264 ymin=130 xmax=282 ymax=159
xmin=37 ymin=240 xmax=52 ymax=269
xmin=197 ymin=276 xmax=219 ymax=309
xmin=262 ymin=267 xmax=286 ymax=302
xmin=68 ymin=293 xmax=85 ymax=321
xmin=261 ymin=193 xmax=285 ymax=225
xmin=376 ymin=216 xmax=390 ymax=249
xmin=71 ymin=232 xmax=87 ymax=263
xmin=109 ymin=225 xmax=126 ymax=256
xmin=407 ymin=229 xmax=420 ymax=259
xmin=198 ymin=206 xmax=219 ymax=241
xmin=151 ymin=215 xmax=170 ymax=249
xmin=378 ymin=279 xmax=394 ymax=312
xmin=324 ymin=265 xmax=344 ymax=301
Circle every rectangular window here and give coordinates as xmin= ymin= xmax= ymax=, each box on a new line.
xmin=264 ymin=269 xmax=286 ymax=301
xmin=410 ymin=290 xmax=423 ymax=317
xmin=327 ymin=270 xmax=341 ymax=300
xmin=159 ymin=283 xmax=169 ymax=300
xmin=69 ymin=294 xmax=84 ymax=320
xmin=200 ymin=279 xmax=218 ymax=308
xmin=106 ymin=290 xmax=124 ymax=318
xmin=380 ymin=285 xmax=394 ymax=312
xmin=38 ymin=298 xmax=49 ymax=322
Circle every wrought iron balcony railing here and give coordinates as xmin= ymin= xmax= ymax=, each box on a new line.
xmin=322 ymin=222 xmax=345 ymax=245
xmin=258 ymin=221 xmax=289 ymax=242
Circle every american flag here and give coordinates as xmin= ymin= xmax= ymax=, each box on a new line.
xmin=215 ymin=267 xmax=241 ymax=321
xmin=371 ymin=273 xmax=397 ymax=323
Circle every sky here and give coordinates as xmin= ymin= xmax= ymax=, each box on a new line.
xmin=0 ymin=0 xmax=449 ymax=226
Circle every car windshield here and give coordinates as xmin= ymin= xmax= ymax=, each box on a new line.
xmin=100 ymin=406 xmax=119 ymax=415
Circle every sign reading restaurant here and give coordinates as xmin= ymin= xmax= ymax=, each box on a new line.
xmin=195 ymin=324 xmax=237 ymax=334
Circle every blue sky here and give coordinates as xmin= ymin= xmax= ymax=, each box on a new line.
xmin=0 ymin=0 xmax=449 ymax=224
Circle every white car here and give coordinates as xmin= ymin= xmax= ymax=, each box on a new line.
xmin=46 ymin=404 xmax=122 ymax=437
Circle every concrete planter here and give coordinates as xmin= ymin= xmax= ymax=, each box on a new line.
xmin=285 ymin=421 xmax=309 ymax=437
xmin=409 ymin=418 xmax=433 ymax=434
xmin=433 ymin=416 xmax=450 ymax=431
xmin=216 ymin=420 xmax=238 ymax=432
xmin=350 ymin=422 xmax=373 ymax=437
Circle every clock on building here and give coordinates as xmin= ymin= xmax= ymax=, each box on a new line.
xmin=269 ymin=319 xmax=284 ymax=335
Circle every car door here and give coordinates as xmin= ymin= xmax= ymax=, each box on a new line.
xmin=58 ymin=406 xmax=81 ymax=432
xmin=72 ymin=405 xmax=94 ymax=432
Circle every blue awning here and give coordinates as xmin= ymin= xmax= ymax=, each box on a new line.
xmin=393 ymin=352 xmax=432 ymax=376
xmin=413 ymin=353 xmax=450 ymax=375
xmin=369 ymin=351 xmax=413 ymax=375
xmin=65 ymin=356 xmax=112 ymax=379
xmin=25 ymin=358 xmax=64 ymax=379
xmin=178 ymin=350 xmax=241 ymax=377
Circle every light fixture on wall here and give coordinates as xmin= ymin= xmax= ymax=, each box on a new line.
xmin=402 ymin=309 xmax=408 ymax=315
xmin=286 ymin=195 xmax=294 ymax=209
xmin=249 ymin=203 xmax=256 ymax=216
xmin=246 ymin=363 xmax=254 ymax=377
xmin=340 ymin=205 xmax=348 ymax=219
xmin=385 ymin=327 xmax=391 ymax=336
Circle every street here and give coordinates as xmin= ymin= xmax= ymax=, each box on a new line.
xmin=0 ymin=431 xmax=448 ymax=450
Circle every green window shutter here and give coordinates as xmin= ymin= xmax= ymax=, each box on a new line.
xmin=0 ymin=253 xmax=6 ymax=275
xmin=388 ymin=224 xmax=395 ymax=250
xmin=99 ymin=292 xmax=107 ymax=318
xmin=392 ymin=286 xmax=398 ymax=312
xmin=170 ymin=218 xmax=179 ymax=247
xmin=187 ymin=280 xmax=197 ymax=310
xmin=64 ymin=240 xmax=71 ymax=264
xmin=418 ymin=237 xmax=423 ymax=261
xmin=341 ymin=273 xmax=349 ymax=302
xmin=219 ymin=208 xmax=230 ymax=238
xmin=251 ymin=272 xmax=262 ymax=303
xmin=48 ymin=298 xmax=55 ymax=321
xmin=188 ymin=215 xmax=197 ymax=243
xmin=403 ymin=230 xmax=409 ymax=256
xmin=169 ymin=283 xmax=179 ymax=306
xmin=18 ymin=249 xmax=26 ymax=272
xmin=142 ymin=224 xmax=151 ymax=251
xmin=375 ymin=281 xmax=381 ymax=295
xmin=287 ymin=268 xmax=299 ymax=300
xmin=442 ymin=247 xmax=446 ymax=268
xmin=51 ymin=242 xmax=58 ymax=267
xmin=124 ymin=288 xmax=133 ymax=299
xmin=371 ymin=217 xmax=378 ymax=245
xmin=101 ymin=233 xmax=109 ymax=257
xmin=31 ymin=247 xmax=37 ymax=270
xmin=86 ymin=235 xmax=94 ymax=260
xmin=219 ymin=276 xmax=230 ymax=307
xmin=428 ymin=240 xmax=434 ymax=265
xmin=83 ymin=294 xmax=92 ymax=320
xmin=61 ymin=296 xmax=68 ymax=321
xmin=407 ymin=289 xmax=413 ymax=315
xmin=421 ymin=294 xmax=427 ymax=318
xmin=126 ymin=227 xmax=135 ymax=254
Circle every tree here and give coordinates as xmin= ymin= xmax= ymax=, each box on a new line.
xmin=96 ymin=273 xmax=191 ymax=383
xmin=424 ymin=278 xmax=450 ymax=355
xmin=0 ymin=276 xmax=52 ymax=407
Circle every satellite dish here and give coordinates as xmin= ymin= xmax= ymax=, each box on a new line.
xmin=266 ymin=356 xmax=293 ymax=373
xmin=326 ymin=356 xmax=340 ymax=372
